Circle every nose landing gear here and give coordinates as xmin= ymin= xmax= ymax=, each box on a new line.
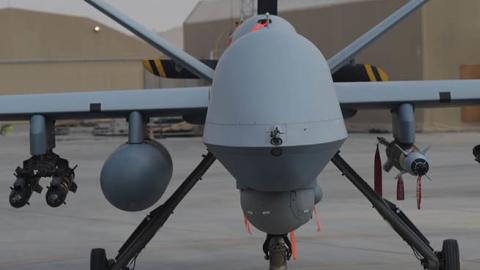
xmin=263 ymin=234 xmax=292 ymax=270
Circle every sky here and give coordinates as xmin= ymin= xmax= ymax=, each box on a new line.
xmin=0 ymin=0 xmax=204 ymax=33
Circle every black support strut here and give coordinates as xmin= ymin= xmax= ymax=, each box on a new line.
xmin=107 ymin=152 xmax=216 ymax=270
xmin=331 ymin=152 xmax=439 ymax=270
xmin=258 ymin=0 xmax=278 ymax=15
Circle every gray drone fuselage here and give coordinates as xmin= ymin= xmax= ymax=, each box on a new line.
xmin=203 ymin=15 xmax=347 ymax=235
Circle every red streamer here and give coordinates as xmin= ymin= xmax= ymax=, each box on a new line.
xmin=289 ymin=231 xmax=297 ymax=261
xmin=243 ymin=215 xmax=252 ymax=235
xmin=313 ymin=207 xmax=321 ymax=232
xmin=396 ymin=176 xmax=405 ymax=201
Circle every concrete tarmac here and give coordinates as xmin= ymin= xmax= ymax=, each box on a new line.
xmin=0 ymin=129 xmax=479 ymax=270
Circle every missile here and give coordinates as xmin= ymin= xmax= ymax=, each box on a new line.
xmin=46 ymin=173 xmax=77 ymax=208
xmin=378 ymin=137 xmax=430 ymax=177
xmin=9 ymin=176 xmax=42 ymax=208
xmin=378 ymin=137 xmax=430 ymax=208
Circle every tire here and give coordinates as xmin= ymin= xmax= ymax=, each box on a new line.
xmin=91 ymin=248 xmax=109 ymax=270
xmin=441 ymin=239 xmax=460 ymax=270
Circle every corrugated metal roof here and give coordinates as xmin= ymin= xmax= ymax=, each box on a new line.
xmin=185 ymin=0 xmax=374 ymax=24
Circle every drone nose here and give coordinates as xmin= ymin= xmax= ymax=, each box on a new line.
xmin=411 ymin=158 xmax=429 ymax=176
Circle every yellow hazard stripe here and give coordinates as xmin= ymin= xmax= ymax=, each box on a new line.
xmin=154 ymin=59 xmax=167 ymax=77
xmin=143 ymin=60 xmax=154 ymax=74
xmin=377 ymin=67 xmax=389 ymax=81
xmin=364 ymin=64 xmax=377 ymax=81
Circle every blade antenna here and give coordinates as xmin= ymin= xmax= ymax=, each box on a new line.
xmin=328 ymin=0 xmax=429 ymax=73
xmin=85 ymin=0 xmax=214 ymax=82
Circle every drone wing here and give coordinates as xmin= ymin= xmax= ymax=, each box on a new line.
xmin=335 ymin=80 xmax=480 ymax=109
xmin=0 ymin=87 xmax=209 ymax=121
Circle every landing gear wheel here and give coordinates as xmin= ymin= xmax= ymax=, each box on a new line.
xmin=439 ymin=239 xmax=460 ymax=270
xmin=91 ymin=248 xmax=109 ymax=270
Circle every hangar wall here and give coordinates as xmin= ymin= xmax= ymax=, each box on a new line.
xmin=0 ymin=8 xmax=161 ymax=94
xmin=420 ymin=0 xmax=480 ymax=130
xmin=0 ymin=60 xmax=144 ymax=94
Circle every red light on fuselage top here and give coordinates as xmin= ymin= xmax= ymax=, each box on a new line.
xmin=251 ymin=22 xmax=268 ymax=32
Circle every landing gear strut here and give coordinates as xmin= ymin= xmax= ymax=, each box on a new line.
xmin=331 ymin=152 xmax=460 ymax=270
xmin=90 ymin=152 xmax=216 ymax=270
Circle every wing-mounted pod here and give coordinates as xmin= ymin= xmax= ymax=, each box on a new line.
xmin=9 ymin=115 xmax=78 ymax=208
xmin=100 ymin=111 xmax=173 ymax=212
